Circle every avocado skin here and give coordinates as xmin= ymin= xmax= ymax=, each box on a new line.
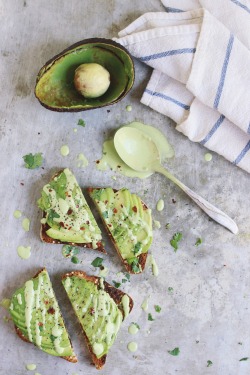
xmin=35 ymin=38 xmax=135 ymax=112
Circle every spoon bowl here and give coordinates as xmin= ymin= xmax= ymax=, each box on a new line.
xmin=114 ymin=126 xmax=238 ymax=234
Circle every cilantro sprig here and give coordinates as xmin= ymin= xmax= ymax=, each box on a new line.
xmin=91 ymin=257 xmax=104 ymax=268
xmin=170 ymin=232 xmax=183 ymax=252
xmin=168 ymin=347 xmax=180 ymax=356
xmin=23 ymin=152 xmax=43 ymax=169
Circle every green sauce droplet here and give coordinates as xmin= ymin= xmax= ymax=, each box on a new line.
xmin=156 ymin=199 xmax=164 ymax=211
xmin=60 ymin=145 xmax=70 ymax=156
xmin=127 ymin=341 xmax=138 ymax=352
xmin=22 ymin=218 xmax=30 ymax=232
xmin=126 ymin=105 xmax=132 ymax=112
xmin=17 ymin=246 xmax=31 ymax=259
xmin=26 ymin=364 xmax=37 ymax=371
xmin=128 ymin=323 xmax=139 ymax=335
xmin=204 ymin=153 xmax=212 ymax=162
xmin=13 ymin=210 xmax=22 ymax=219
xmin=0 ymin=298 xmax=11 ymax=309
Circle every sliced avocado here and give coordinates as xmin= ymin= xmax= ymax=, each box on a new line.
xmin=37 ymin=168 xmax=102 ymax=248
xmin=35 ymin=38 xmax=134 ymax=112
xmin=89 ymin=187 xmax=153 ymax=265
xmin=62 ymin=275 xmax=123 ymax=359
xmin=9 ymin=268 xmax=75 ymax=359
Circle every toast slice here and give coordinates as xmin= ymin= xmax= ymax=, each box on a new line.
xmin=62 ymin=271 xmax=133 ymax=369
xmin=88 ymin=187 xmax=153 ymax=273
xmin=9 ymin=268 xmax=77 ymax=362
xmin=37 ymin=168 xmax=105 ymax=253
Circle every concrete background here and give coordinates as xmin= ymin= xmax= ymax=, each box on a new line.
xmin=0 ymin=1 xmax=249 ymax=374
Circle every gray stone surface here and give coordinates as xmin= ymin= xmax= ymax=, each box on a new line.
xmin=0 ymin=1 xmax=249 ymax=375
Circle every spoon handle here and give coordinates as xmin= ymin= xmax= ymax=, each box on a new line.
xmin=155 ymin=164 xmax=238 ymax=234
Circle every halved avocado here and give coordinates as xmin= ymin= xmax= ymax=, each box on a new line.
xmin=35 ymin=38 xmax=135 ymax=112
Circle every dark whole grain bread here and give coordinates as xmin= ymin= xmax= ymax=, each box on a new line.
xmin=62 ymin=270 xmax=133 ymax=370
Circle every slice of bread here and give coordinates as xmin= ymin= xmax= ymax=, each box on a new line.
xmin=37 ymin=168 xmax=106 ymax=253
xmin=88 ymin=187 xmax=153 ymax=273
xmin=62 ymin=271 xmax=133 ymax=369
xmin=9 ymin=268 xmax=77 ymax=362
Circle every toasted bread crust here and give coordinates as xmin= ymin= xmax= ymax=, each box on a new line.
xmin=39 ymin=171 xmax=106 ymax=254
xmin=88 ymin=187 xmax=149 ymax=273
xmin=62 ymin=271 xmax=133 ymax=370
xmin=13 ymin=268 xmax=77 ymax=363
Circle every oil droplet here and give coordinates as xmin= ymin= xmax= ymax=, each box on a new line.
xmin=141 ymin=297 xmax=150 ymax=311
xmin=60 ymin=145 xmax=70 ymax=156
xmin=0 ymin=298 xmax=11 ymax=309
xmin=77 ymin=153 xmax=89 ymax=168
xmin=204 ymin=153 xmax=212 ymax=162
xmin=127 ymin=342 xmax=138 ymax=352
xmin=126 ymin=105 xmax=132 ymax=112
xmin=26 ymin=364 xmax=37 ymax=371
xmin=128 ymin=323 xmax=139 ymax=335
xmin=17 ymin=246 xmax=31 ymax=259
xmin=22 ymin=218 xmax=30 ymax=232
xmin=13 ymin=210 xmax=22 ymax=219
xmin=156 ymin=199 xmax=164 ymax=211
xmin=153 ymin=220 xmax=161 ymax=229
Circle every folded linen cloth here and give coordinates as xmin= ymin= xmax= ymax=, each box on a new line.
xmin=113 ymin=1 xmax=250 ymax=173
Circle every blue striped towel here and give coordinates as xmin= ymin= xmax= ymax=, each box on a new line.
xmin=113 ymin=0 xmax=250 ymax=173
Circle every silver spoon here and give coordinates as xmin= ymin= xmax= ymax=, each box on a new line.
xmin=114 ymin=127 xmax=238 ymax=234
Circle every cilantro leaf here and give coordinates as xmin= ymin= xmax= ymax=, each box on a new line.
xmin=62 ymin=245 xmax=79 ymax=258
xmin=91 ymin=257 xmax=104 ymax=268
xmin=195 ymin=238 xmax=202 ymax=246
xmin=168 ymin=287 xmax=174 ymax=293
xmin=170 ymin=232 xmax=183 ymax=252
xmin=122 ymin=279 xmax=127 ymax=283
xmin=47 ymin=209 xmax=60 ymax=224
xmin=165 ymin=223 xmax=170 ymax=229
xmin=78 ymin=119 xmax=85 ymax=127
xmin=134 ymin=242 xmax=142 ymax=255
xmin=148 ymin=313 xmax=154 ymax=321
xmin=23 ymin=152 xmax=43 ymax=169
xmin=207 ymin=360 xmax=213 ymax=367
xmin=239 ymin=357 xmax=249 ymax=361
xmin=50 ymin=334 xmax=57 ymax=342
xmin=71 ymin=256 xmax=80 ymax=264
xmin=154 ymin=305 xmax=161 ymax=313
xmin=112 ymin=281 xmax=121 ymax=288
xmin=168 ymin=347 xmax=180 ymax=356
xmin=127 ymin=257 xmax=141 ymax=273
xmin=124 ymin=273 xmax=130 ymax=281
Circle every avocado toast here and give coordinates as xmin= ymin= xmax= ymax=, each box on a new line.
xmin=8 ymin=268 xmax=77 ymax=362
xmin=37 ymin=168 xmax=105 ymax=253
xmin=62 ymin=271 xmax=133 ymax=369
xmin=88 ymin=187 xmax=153 ymax=273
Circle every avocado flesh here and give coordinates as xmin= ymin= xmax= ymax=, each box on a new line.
xmin=37 ymin=168 xmax=102 ymax=248
xmin=62 ymin=276 xmax=123 ymax=359
xmin=9 ymin=269 xmax=75 ymax=358
xmin=35 ymin=39 xmax=134 ymax=111
xmin=89 ymin=188 xmax=153 ymax=262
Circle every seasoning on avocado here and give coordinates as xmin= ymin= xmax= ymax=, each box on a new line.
xmin=168 ymin=347 xmax=180 ymax=356
xmin=23 ymin=153 xmax=43 ymax=169
xmin=170 ymin=232 xmax=183 ymax=252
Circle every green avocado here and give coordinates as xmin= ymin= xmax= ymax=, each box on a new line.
xmin=37 ymin=168 xmax=102 ymax=248
xmin=89 ymin=188 xmax=153 ymax=270
xmin=35 ymin=38 xmax=134 ymax=112
xmin=62 ymin=275 xmax=123 ymax=359
xmin=9 ymin=268 xmax=75 ymax=358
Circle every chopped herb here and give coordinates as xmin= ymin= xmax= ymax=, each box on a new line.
xmin=170 ymin=232 xmax=183 ymax=252
xmin=165 ymin=223 xmax=170 ymax=229
xmin=127 ymin=257 xmax=140 ymax=273
xmin=50 ymin=334 xmax=57 ymax=342
xmin=154 ymin=305 xmax=161 ymax=313
xmin=23 ymin=152 xmax=43 ymax=169
xmin=239 ymin=357 xmax=249 ymax=361
xmin=148 ymin=313 xmax=154 ymax=321
xmin=195 ymin=238 xmax=202 ymax=246
xmin=91 ymin=257 xmax=104 ymax=268
xmin=77 ymin=119 xmax=85 ymax=127
xmin=168 ymin=347 xmax=180 ymax=356
xmin=132 ymin=322 xmax=140 ymax=329
xmin=47 ymin=210 xmax=60 ymax=223
xmin=102 ymin=211 xmax=109 ymax=219
xmin=38 ymin=325 xmax=43 ymax=332
xmin=168 ymin=287 xmax=174 ymax=293
xmin=71 ymin=256 xmax=80 ymax=264
xmin=62 ymin=245 xmax=79 ymax=258
xmin=122 ymin=279 xmax=127 ymax=283
xmin=134 ymin=242 xmax=142 ymax=254
xmin=112 ymin=281 xmax=121 ymax=288
xmin=125 ymin=273 xmax=130 ymax=281
xmin=207 ymin=360 xmax=213 ymax=367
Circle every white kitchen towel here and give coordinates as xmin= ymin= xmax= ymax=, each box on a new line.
xmin=113 ymin=3 xmax=250 ymax=173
